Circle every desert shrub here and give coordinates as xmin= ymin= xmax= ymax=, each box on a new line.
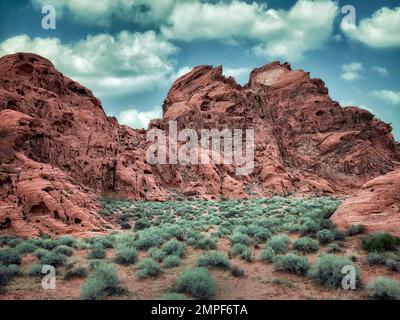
xmin=174 ymin=267 xmax=216 ymax=300
xmin=27 ymin=264 xmax=44 ymax=277
xmin=194 ymin=238 xmax=217 ymax=250
xmin=134 ymin=229 xmax=165 ymax=250
xmin=114 ymin=246 xmax=138 ymax=265
xmin=37 ymin=238 xmax=58 ymax=250
xmin=308 ymin=254 xmax=361 ymax=289
xmin=332 ymin=229 xmax=346 ymax=241
xmin=361 ymin=232 xmax=400 ymax=252
xmin=326 ymin=243 xmax=344 ymax=253
xmin=88 ymin=244 xmax=106 ymax=259
xmin=33 ymin=248 xmax=49 ymax=259
xmin=239 ymin=247 xmax=253 ymax=262
xmin=56 ymin=236 xmax=77 ymax=248
xmin=39 ymin=252 xmax=67 ymax=267
xmin=365 ymin=252 xmax=386 ymax=265
xmin=0 ymin=248 xmax=21 ymax=265
xmin=64 ymin=264 xmax=88 ymax=280
xmin=274 ymin=253 xmax=310 ymax=276
xmin=229 ymin=243 xmax=248 ymax=257
xmin=366 ymin=277 xmax=400 ymax=300
xmin=54 ymin=245 xmax=74 ymax=257
xmin=15 ymin=241 xmax=37 ymax=254
xmin=293 ymin=237 xmax=319 ymax=253
xmin=0 ymin=264 xmax=20 ymax=286
xmin=161 ymin=239 xmax=186 ymax=258
xmin=229 ymin=232 xmax=252 ymax=246
xmin=134 ymin=219 xmax=151 ymax=231
xmin=230 ymin=265 xmax=245 ymax=277
xmin=163 ymin=255 xmax=181 ymax=268
xmin=80 ymin=263 xmax=123 ymax=300
xmin=385 ymin=259 xmax=400 ymax=272
xmin=198 ymin=251 xmax=230 ymax=269
xmin=159 ymin=293 xmax=190 ymax=300
xmin=136 ymin=258 xmax=162 ymax=278
xmin=260 ymin=247 xmax=276 ymax=263
xmin=267 ymin=235 xmax=291 ymax=254
xmin=148 ymin=248 xmax=166 ymax=262
xmin=347 ymin=224 xmax=365 ymax=236
xmin=120 ymin=222 xmax=132 ymax=230
xmin=316 ymin=229 xmax=335 ymax=244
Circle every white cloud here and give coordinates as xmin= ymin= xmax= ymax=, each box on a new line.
xmin=340 ymin=62 xmax=363 ymax=81
xmin=371 ymin=66 xmax=389 ymax=77
xmin=341 ymin=6 xmax=400 ymax=48
xmin=161 ymin=0 xmax=338 ymax=61
xmin=223 ymin=67 xmax=250 ymax=84
xmin=117 ymin=106 xmax=162 ymax=129
xmin=370 ymin=90 xmax=400 ymax=105
xmin=32 ymin=0 xmax=193 ymax=26
xmin=0 ymin=31 xmax=178 ymax=98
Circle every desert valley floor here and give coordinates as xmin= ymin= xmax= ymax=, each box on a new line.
xmin=1 ymin=196 xmax=400 ymax=300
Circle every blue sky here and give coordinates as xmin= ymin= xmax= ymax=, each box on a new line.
xmin=0 ymin=0 xmax=399 ymax=140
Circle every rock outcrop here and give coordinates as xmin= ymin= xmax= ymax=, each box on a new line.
xmin=0 ymin=53 xmax=399 ymax=236
xmin=332 ymin=169 xmax=400 ymax=236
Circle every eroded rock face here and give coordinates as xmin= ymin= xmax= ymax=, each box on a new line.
xmin=156 ymin=61 xmax=399 ymax=198
xmin=0 ymin=53 xmax=399 ymax=236
xmin=332 ymin=169 xmax=400 ymax=236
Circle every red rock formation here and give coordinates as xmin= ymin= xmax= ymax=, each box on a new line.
xmin=0 ymin=53 xmax=399 ymax=236
xmin=332 ymin=169 xmax=400 ymax=236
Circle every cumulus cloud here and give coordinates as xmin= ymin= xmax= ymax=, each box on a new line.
xmin=340 ymin=62 xmax=364 ymax=81
xmin=223 ymin=67 xmax=250 ymax=84
xmin=370 ymin=90 xmax=400 ymax=106
xmin=0 ymin=31 xmax=178 ymax=98
xmin=32 ymin=0 xmax=193 ymax=26
xmin=371 ymin=66 xmax=389 ymax=77
xmin=117 ymin=106 xmax=162 ymax=129
xmin=341 ymin=6 xmax=400 ymax=48
xmin=161 ymin=0 xmax=338 ymax=61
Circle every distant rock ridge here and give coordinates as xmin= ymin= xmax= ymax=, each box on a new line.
xmin=0 ymin=52 xmax=399 ymax=236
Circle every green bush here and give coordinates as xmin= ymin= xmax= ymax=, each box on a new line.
xmin=80 ymin=263 xmax=123 ymax=300
xmin=64 ymin=264 xmax=88 ymax=280
xmin=27 ymin=264 xmax=44 ymax=277
xmin=158 ymin=293 xmax=190 ymax=300
xmin=39 ymin=252 xmax=67 ymax=267
xmin=361 ymin=232 xmax=400 ymax=252
xmin=0 ymin=248 xmax=22 ymax=265
xmin=293 ymin=237 xmax=319 ymax=253
xmin=366 ymin=277 xmax=400 ymax=300
xmin=161 ymin=239 xmax=186 ymax=257
xmin=54 ymin=245 xmax=74 ymax=257
xmin=33 ymin=248 xmax=49 ymax=259
xmin=148 ymin=248 xmax=167 ymax=262
xmin=347 ymin=224 xmax=365 ymax=236
xmin=229 ymin=232 xmax=252 ymax=246
xmin=229 ymin=243 xmax=248 ymax=257
xmin=56 ymin=236 xmax=77 ymax=248
xmin=194 ymin=238 xmax=217 ymax=250
xmin=316 ymin=229 xmax=335 ymax=244
xmin=267 ymin=235 xmax=291 ymax=254
xmin=174 ymin=267 xmax=216 ymax=300
xmin=15 ymin=241 xmax=37 ymax=254
xmin=136 ymin=258 xmax=162 ymax=278
xmin=0 ymin=264 xmax=20 ymax=286
xmin=274 ymin=253 xmax=310 ymax=276
xmin=326 ymin=243 xmax=344 ymax=253
xmin=260 ymin=247 xmax=276 ymax=263
xmin=230 ymin=265 xmax=245 ymax=277
xmin=365 ymin=252 xmax=386 ymax=265
xmin=114 ymin=246 xmax=138 ymax=265
xmin=163 ymin=255 xmax=181 ymax=268
xmin=88 ymin=244 xmax=106 ymax=259
xmin=198 ymin=251 xmax=230 ymax=269
xmin=37 ymin=238 xmax=58 ymax=250
xmin=385 ymin=259 xmax=400 ymax=272
xmin=308 ymin=254 xmax=361 ymax=288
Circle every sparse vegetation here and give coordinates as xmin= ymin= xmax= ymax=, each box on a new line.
xmin=361 ymin=232 xmax=400 ymax=252
xmin=136 ymin=258 xmax=162 ymax=278
xmin=366 ymin=277 xmax=400 ymax=300
xmin=267 ymin=235 xmax=291 ymax=254
xmin=174 ymin=267 xmax=216 ymax=300
xmin=293 ymin=237 xmax=319 ymax=253
xmin=274 ymin=253 xmax=310 ymax=276
xmin=198 ymin=251 xmax=230 ymax=269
